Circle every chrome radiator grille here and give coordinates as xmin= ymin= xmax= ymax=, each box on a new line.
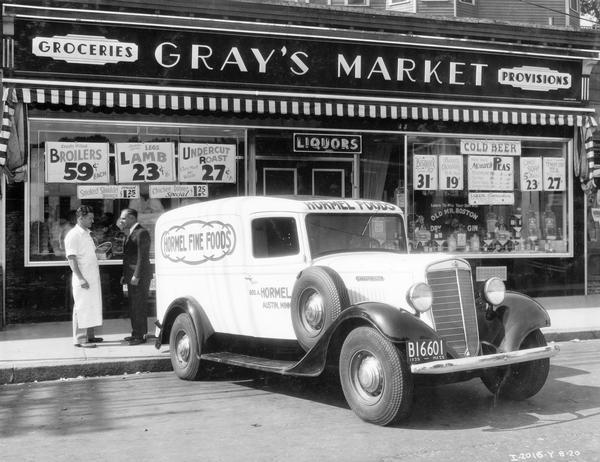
xmin=426 ymin=263 xmax=480 ymax=358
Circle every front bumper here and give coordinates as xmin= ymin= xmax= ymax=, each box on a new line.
xmin=410 ymin=344 xmax=559 ymax=375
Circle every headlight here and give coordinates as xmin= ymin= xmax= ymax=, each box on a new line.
xmin=484 ymin=277 xmax=505 ymax=306
xmin=407 ymin=283 xmax=433 ymax=313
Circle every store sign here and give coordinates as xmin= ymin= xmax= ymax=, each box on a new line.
xmin=413 ymin=155 xmax=438 ymax=191
xmin=498 ymin=66 xmax=571 ymax=92
xmin=14 ymin=18 xmax=582 ymax=103
xmin=468 ymin=192 xmax=515 ymax=205
xmin=543 ymin=157 xmax=566 ymax=191
xmin=45 ymin=142 xmax=110 ymax=183
xmin=293 ymin=133 xmax=362 ymax=154
xmin=178 ymin=143 xmax=236 ymax=183
xmin=77 ymin=184 xmax=139 ymax=199
xmin=32 ymin=34 xmax=138 ymax=65
xmin=460 ymin=139 xmax=521 ymax=156
xmin=438 ymin=155 xmax=463 ymax=191
xmin=520 ymin=157 xmax=543 ymax=191
xmin=468 ymin=156 xmax=514 ymax=191
xmin=115 ymin=143 xmax=176 ymax=183
xmin=150 ymin=184 xmax=208 ymax=198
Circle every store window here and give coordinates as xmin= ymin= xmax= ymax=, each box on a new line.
xmin=407 ymin=135 xmax=570 ymax=257
xmin=27 ymin=118 xmax=245 ymax=265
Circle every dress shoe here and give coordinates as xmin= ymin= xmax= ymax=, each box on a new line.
xmin=74 ymin=343 xmax=97 ymax=348
xmin=87 ymin=337 xmax=104 ymax=343
xmin=123 ymin=336 xmax=134 ymax=341
xmin=128 ymin=338 xmax=146 ymax=345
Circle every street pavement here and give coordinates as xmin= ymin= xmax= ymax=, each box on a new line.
xmin=1 ymin=296 xmax=599 ymax=385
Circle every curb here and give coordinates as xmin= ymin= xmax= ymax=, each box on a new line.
xmin=544 ymin=330 xmax=600 ymax=343
xmin=0 ymin=358 xmax=172 ymax=385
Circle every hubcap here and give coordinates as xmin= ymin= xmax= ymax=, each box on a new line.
xmin=176 ymin=332 xmax=191 ymax=364
xmin=350 ymin=351 xmax=384 ymax=403
xmin=302 ymin=291 xmax=324 ymax=334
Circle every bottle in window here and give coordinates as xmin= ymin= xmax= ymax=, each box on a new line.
xmin=486 ymin=211 xmax=498 ymax=235
xmin=510 ymin=207 xmax=523 ymax=238
xmin=543 ymin=203 xmax=557 ymax=240
xmin=526 ymin=209 xmax=539 ymax=250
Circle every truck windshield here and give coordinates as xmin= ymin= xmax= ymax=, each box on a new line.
xmin=306 ymin=213 xmax=407 ymax=258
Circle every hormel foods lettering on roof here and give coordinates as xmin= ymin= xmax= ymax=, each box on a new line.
xmin=304 ymin=199 xmax=399 ymax=212
xmin=32 ymin=34 xmax=138 ymax=65
xmin=161 ymin=220 xmax=236 ymax=264
xmin=498 ymin=66 xmax=571 ymax=92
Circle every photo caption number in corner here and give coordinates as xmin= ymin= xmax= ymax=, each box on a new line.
xmin=509 ymin=450 xmax=582 ymax=461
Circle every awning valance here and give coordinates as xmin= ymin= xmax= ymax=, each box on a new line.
xmin=3 ymin=85 xmax=598 ymax=128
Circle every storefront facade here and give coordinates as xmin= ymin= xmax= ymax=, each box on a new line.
xmin=1 ymin=2 xmax=598 ymax=324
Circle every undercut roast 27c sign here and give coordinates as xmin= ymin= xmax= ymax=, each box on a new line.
xmin=14 ymin=18 xmax=582 ymax=103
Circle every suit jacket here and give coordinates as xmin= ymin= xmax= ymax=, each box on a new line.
xmin=122 ymin=224 xmax=152 ymax=283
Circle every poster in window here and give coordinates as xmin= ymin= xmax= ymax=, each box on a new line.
xmin=520 ymin=157 xmax=543 ymax=191
xmin=543 ymin=157 xmax=566 ymax=191
xmin=178 ymin=143 xmax=236 ymax=183
xmin=413 ymin=155 xmax=438 ymax=190
xmin=468 ymin=156 xmax=514 ymax=191
xmin=439 ymin=155 xmax=463 ymax=190
xmin=115 ymin=143 xmax=176 ymax=183
xmin=45 ymin=142 xmax=109 ymax=183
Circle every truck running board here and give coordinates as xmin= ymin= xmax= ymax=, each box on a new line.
xmin=201 ymin=352 xmax=298 ymax=374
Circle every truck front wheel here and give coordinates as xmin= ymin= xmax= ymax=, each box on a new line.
xmin=339 ymin=327 xmax=413 ymax=426
xmin=169 ymin=313 xmax=203 ymax=380
xmin=481 ymin=328 xmax=550 ymax=400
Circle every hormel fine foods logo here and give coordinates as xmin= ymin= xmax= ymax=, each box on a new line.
xmin=498 ymin=66 xmax=571 ymax=92
xmin=32 ymin=34 xmax=138 ymax=65
xmin=161 ymin=220 xmax=236 ymax=265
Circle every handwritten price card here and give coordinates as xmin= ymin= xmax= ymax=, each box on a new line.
xmin=439 ymin=155 xmax=463 ymax=191
xmin=150 ymin=184 xmax=209 ymax=198
xmin=468 ymin=156 xmax=514 ymax=191
xmin=45 ymin=142 xmax=109 ymax=183
xmin=116 ymin=143 xmax=176 ymax=183
xmin=413 ymin=155 xmax=438 ymax=190
xmin=543 ymin=157 xmax=566 ymax=191
xmin=520 ymin=157 xmax=543 ymax=191
xmin=178 ymin=143 xmax=237 ymax=183
xmin=77 ymin=185 xmax=139 ymax=200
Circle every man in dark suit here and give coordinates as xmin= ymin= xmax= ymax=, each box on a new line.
xmin=117 ymin=208 xmax=152 ymax=345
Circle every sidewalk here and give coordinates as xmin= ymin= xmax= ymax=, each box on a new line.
xmin=1 ymin=301 xmax=600 ymax=385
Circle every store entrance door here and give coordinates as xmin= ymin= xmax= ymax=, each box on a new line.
xmin=256 ymin=158 xmax=354 ymax=197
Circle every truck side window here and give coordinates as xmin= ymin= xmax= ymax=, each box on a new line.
xmin=252 ymin=218 xmax=299 ymax=258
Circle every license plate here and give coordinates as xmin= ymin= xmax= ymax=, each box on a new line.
xmin=407 ymin=339 xmax=446 ymax=364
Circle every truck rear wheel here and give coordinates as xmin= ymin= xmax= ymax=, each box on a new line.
xmin=170 ymin=313 xmax=203 ymax=380
xmin=291 ymin=266 xmax=349 ymax=351
xmin=481 ymin=328 xmax=550 ymax=400
xmin=339 ymin=327 xmax=413 ymax=426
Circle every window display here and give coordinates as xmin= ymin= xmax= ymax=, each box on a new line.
xmin=408 ymin=135 xmax=570 ymax=257
xmin=27 ymin=117 xmax=245 ymax=265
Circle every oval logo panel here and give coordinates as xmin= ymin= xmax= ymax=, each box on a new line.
xmin=161 ymin=220 xmax=236 ymax=265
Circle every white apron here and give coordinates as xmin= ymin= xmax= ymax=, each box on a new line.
xmin=65 ymin=225 xmax=103 ymax=328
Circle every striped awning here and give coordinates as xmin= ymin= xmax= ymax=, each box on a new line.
xmin=5 ymin=85 xmax=599 ymax=128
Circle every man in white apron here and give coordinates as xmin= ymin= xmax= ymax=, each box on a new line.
xmin=64 ymin=205 xmax=103 ymax=348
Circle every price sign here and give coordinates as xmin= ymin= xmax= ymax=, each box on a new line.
xmin=178 ymin=143 xmax=236 ymax=183
xmin=439 ymin=155 xmax=463 ymax=190
xmin=77 ymin=185 xmax=139 ymax=200
xmin=520 ymin=157 xmax=543 ymax=191
xmin=45 ymin=142 xmax=109 ymax=183
xmin=468 ymin=156 xmax=514 ymax=191
xmin=116 ymin=143 xmax=176 ymax=183
xmin=413 ymin=155 xmax=438 ymax=190
xmin=543 ymin=157 xmax=566 ymax=191
xmin=150 ymin=184 xmax=209 ymax=198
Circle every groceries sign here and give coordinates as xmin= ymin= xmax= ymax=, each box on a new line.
xmin=13 ymin=19 xmax=582 ymax=102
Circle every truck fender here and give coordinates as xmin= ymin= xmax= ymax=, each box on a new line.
xmin=156 ymin=297 xmax=215 ymax=350
xmin=286 ymin=302 xmax=439 ymax=376
xmin=494 ymin=291 xmax=551 ymax=352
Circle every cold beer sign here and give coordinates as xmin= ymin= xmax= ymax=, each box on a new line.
xmin=116 ymin=142 xmax=176 ymax=183
xmin=45 ymin=142 xmax=109 ymax=183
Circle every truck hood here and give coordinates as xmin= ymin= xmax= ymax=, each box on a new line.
xmin=312 ymin=251 xmax=449 ymax=315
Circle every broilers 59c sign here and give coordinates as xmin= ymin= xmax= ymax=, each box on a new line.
xmin=14 ymin=18 xmax=582 ymax=102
